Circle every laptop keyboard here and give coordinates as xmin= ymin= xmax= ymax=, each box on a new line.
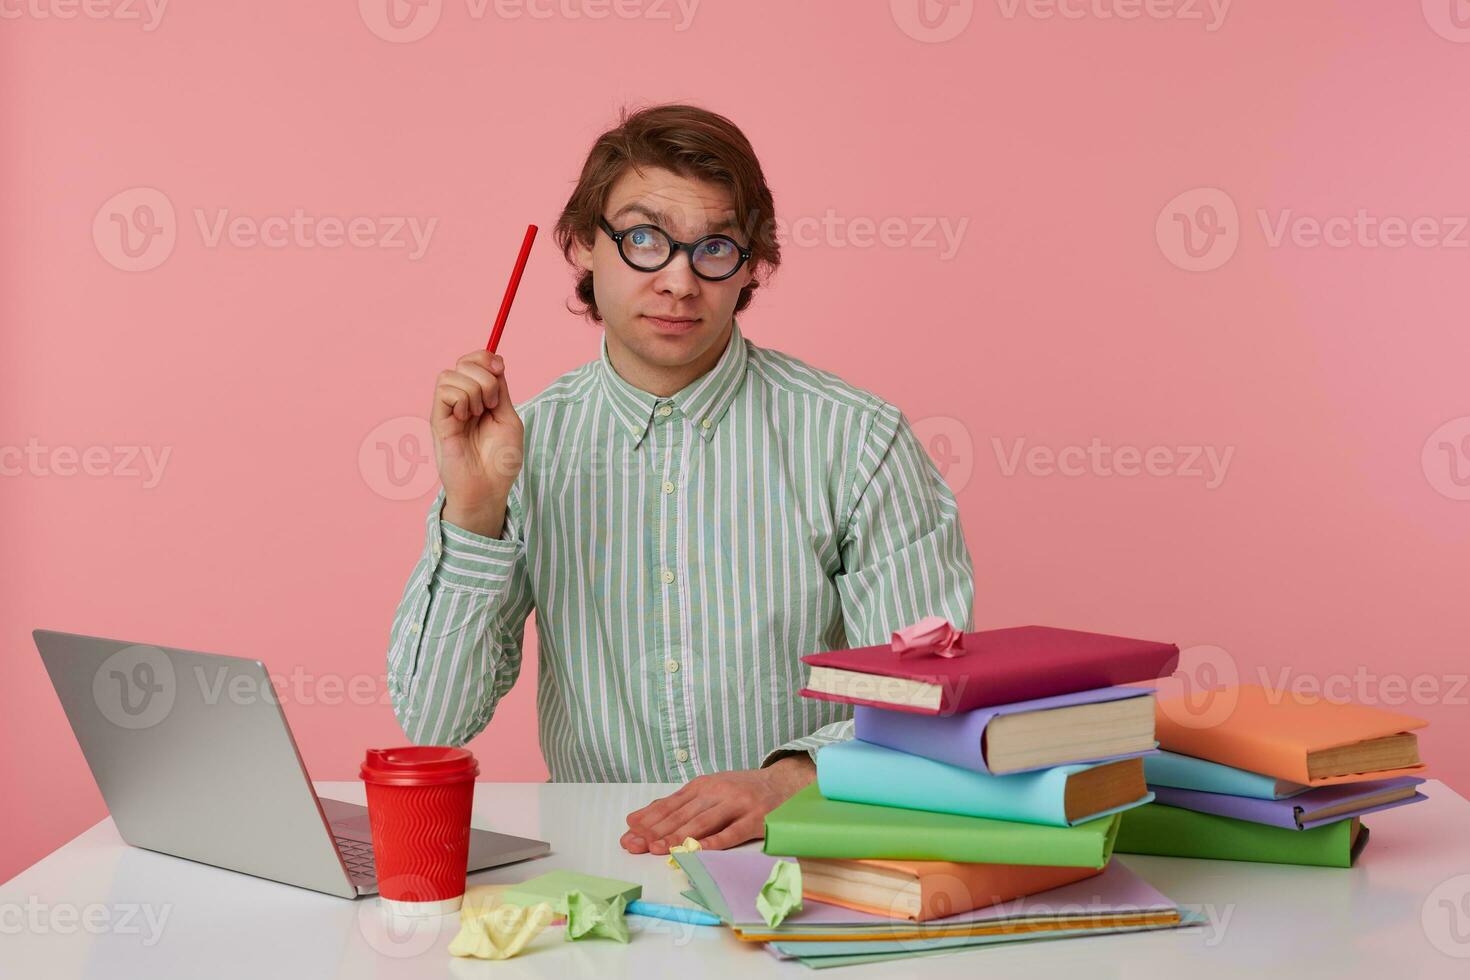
xmin=334 ymin=836 xmax=376 ymax=883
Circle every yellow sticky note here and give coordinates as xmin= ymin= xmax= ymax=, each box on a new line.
xmin=448 ymin=900 xmax=555 ymax=960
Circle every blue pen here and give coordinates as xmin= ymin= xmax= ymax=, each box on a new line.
xmin=625 ymin=900 xmax=722 ymax=927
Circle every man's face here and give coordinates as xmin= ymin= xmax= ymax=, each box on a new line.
xmin=574 ymin=166 xmax=754 ymax=372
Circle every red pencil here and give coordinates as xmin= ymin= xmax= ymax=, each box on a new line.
xmin=486 ymin=223 xmax=538 ymax=353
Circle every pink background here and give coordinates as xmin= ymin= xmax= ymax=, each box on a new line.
xmin=5 ymin=2 xmax=1470 ymax=883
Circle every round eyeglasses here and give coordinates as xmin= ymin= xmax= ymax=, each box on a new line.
xmin=597 ymin=216 xmax=752 ymax=282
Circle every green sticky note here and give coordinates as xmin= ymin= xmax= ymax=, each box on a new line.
xmin=499 ymin=870 xmax=642 ymax=909
xmin=755 ymin=859 xmax=802 ymax=927
xmin=556 ymin=890 xmax=631 ymax=943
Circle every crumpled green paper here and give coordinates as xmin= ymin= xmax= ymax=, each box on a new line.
xmin=666 ymin=835 xmax=702 ymax=869
xmin=755 ymin=860 xmax=803 ymax=927
xmin=555 ymin=889 xmax=631 ymax=943
xmin=447 ymin=900 xmax=555 ymax=960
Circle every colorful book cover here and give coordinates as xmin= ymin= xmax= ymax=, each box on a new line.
xmin=855 ymin=686 xmax=1156 ymax=774
xmin=763 ymin=783 xmax=1120 ymax=867
xmin=816 ymin=738 xmax=1152 ymax=826
xmin=800 ymin=624 xmax=1179 ymax=715
xmin=1148 ymin=776 xmax=1426 ymax=830
xmin=1114 ymin=802 xmax=1370 ymax=867
xmin=1153 ymin=685 xmax=1426 ymax=786
xmin=1144 ymin=749 xmax=1311 ymax=799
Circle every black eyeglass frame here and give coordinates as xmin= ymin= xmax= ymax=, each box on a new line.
xmin=597 ymin=216 xmax=753 ymax=282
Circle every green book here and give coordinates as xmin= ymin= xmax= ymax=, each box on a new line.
xmin=762 ymin=784 xmax=1120 ymax=867
xmin=499 ymin=870 xmax=642 ymax=908
xmin=1115 ymin=802 xmax=1369 ymax=868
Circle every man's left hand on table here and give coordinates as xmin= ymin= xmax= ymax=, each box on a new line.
xmin=619 ymin=755 xmax=815 ymax=854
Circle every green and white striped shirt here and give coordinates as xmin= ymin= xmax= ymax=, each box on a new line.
xmin=386 ymin=319 xmax=974 ymax=781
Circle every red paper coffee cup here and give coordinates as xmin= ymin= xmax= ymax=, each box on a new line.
xmin=360 ymin=746 xmax=479 ymax=916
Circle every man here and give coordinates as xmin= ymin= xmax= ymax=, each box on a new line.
xmin=386 ymin=103 xmax=974 ymax=856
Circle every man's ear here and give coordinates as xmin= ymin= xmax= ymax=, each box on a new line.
xmin=573 ymin=233 xmax=595 ymax=273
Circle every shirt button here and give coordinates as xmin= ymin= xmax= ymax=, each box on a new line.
xmin=657 ymin=404 xmax=673 ymax=417
xmin=674 ymin=748 xmax=689 ymax=763
xmin=409 ymin=623 xmax=421 ymax=634
xmin=431 ymin=538 xmax=442 ymax=558
xmin=701 ymin=418 xmax=712 ymax=430
xmin=665 ymin=658 xmax=679 ymax=673
xmin=662 ymin=481 xmax=675 ymax=494
xmin=661 ymin=569 xmax=675 ymax=585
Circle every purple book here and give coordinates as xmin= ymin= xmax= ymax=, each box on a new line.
xmin=686 ymin=849 xmax=1175 ymax=931
xmin=854 ymin=685 xmax=1156 ymax=775
xmin=1149 ymin=776 xmax=1427 ymax=830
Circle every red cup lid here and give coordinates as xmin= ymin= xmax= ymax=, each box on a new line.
xmin=360 ymin=746 xmax=479 ymax=786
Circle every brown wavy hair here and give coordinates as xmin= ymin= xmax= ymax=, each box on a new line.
xmin=554 ymin=103 xmax=780 ymax=322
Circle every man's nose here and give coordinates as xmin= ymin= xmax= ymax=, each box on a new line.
xmin=651 ymin=254 xmax=701 ymax=302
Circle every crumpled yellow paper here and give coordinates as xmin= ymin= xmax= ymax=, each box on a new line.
xmin=447 ymin=899 xmax=555 ymax=960
xmin=555 ymin=890 xmax=630 ymax=943
xmin=755 ymin=860 xmax=803 ymax=928
xmin=666 ymin=836 xmax=702 ymax=869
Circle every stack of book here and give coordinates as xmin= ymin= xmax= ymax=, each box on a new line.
xmin=753 ymin=622 xmax=1185 ymax=961
xmin=1114 ymin=684 xmax=1429 ymax=867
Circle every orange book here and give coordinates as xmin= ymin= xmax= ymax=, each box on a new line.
xmin=1154 ymin=685 xmax=1426 ymax=787
xmin=798 ymin=857 xmax=1102 ymax=922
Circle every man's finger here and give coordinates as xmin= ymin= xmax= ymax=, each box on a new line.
xmin=699 ymin=815 xmax=764 ymax=851
xmin=643 ymin=794 xmax=718 ymax=842
xmin=659 ymin=803 xmax=739 ymax=850
xmin=626 ymin=783 xmax=695 ymax=830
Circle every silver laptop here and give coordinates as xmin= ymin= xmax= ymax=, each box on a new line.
xmin=34 ymin=629 xmax=550 ymax=899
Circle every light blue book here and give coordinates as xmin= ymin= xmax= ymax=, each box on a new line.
xmin=1143 ymin=750 xmax=1311 ymax=800
xmin=816 ymin=738 xmax=1152 ymax=827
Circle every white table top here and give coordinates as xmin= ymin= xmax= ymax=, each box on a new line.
xmin=3 ymin=779 xmax=1469 ymax=978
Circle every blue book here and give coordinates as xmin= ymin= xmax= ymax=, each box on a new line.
xmin=816 ymin=738 xmax=1153 ymax=827
xmin=1143 ymin=750 xmax=1311 ymax=800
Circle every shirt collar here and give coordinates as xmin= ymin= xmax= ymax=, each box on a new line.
xmin=598 ymin=318 xmax=750 ymax=448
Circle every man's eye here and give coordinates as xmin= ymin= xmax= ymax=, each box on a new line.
xmin=630 ymin=230 xmax=652 ymax=247
xmin=703 ymin=238 xmax=733 ymax=256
